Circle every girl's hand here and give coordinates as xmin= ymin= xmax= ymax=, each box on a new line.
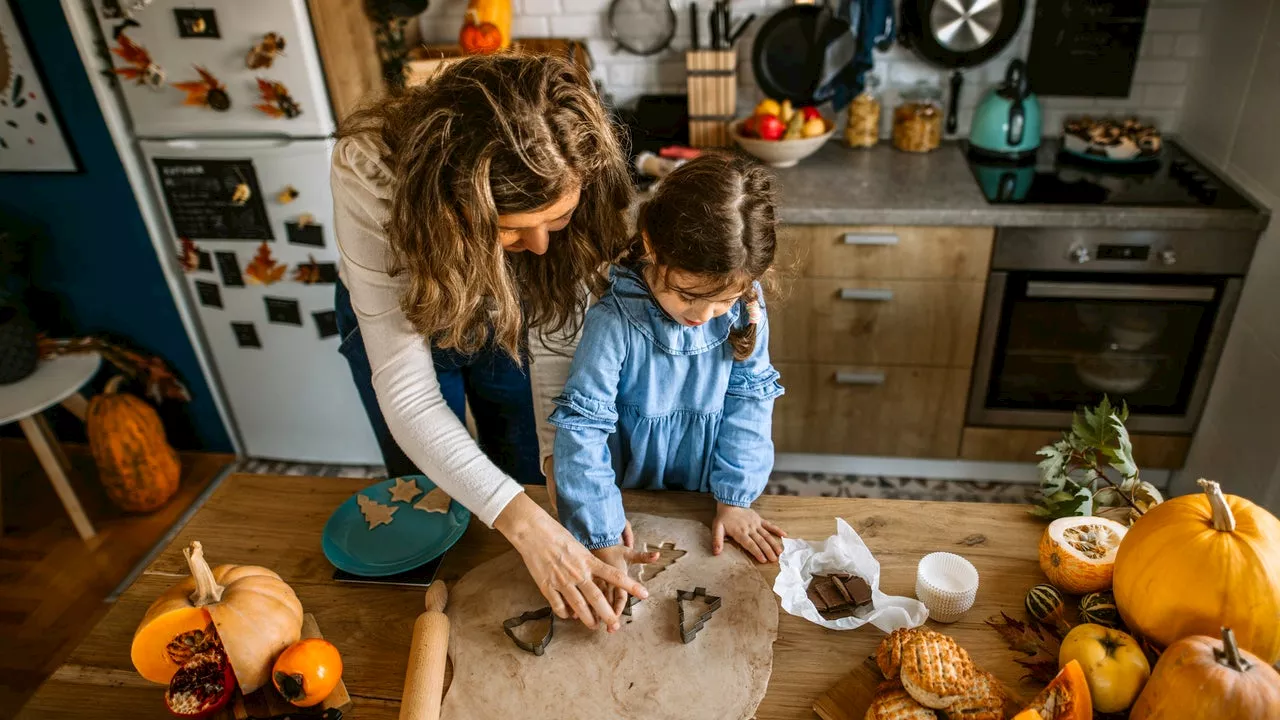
xmin=712 ymin=502 xmax=786 ymax=563
xmin=592 ymin=542 xmax=661 ymax=629
xmin=494 ymin=494 xmax=651 ymax=632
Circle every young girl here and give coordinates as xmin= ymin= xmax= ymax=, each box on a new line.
xmin=550 ymin=153 xmax=787 ymax=587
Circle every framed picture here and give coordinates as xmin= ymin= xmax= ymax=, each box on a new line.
xmin=0 ymin=0 xmax=79 ymax=172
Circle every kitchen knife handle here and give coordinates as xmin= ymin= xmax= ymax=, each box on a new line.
xmin=947 ymin=71 xmax=962 ymax=135
xmin=399 ymin=583 xmax=450 ymax=720
xmin=690 ymin=2 xmax=699 ymax=50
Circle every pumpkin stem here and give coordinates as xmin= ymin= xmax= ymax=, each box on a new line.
xmin=104 ymin=375 xmax=127 ymax=395
xmin=1197 ymin=478 xmax=1237 ymax=532
xmin=184 ymin=541 xmax=226 ymax=606
xmin=1217 ymin=627 xmax=1253 ymax=673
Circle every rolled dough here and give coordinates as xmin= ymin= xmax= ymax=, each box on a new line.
xmin=441 ymin=514 xmax=779 ymax=720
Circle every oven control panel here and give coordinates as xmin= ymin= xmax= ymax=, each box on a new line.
xmin=994 ymin=228 xmax=1256 ymax=275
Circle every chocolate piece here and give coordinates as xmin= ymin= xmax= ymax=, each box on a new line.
xmin=843 ymin=574 xmax=873 ymax=606
xmin=807 ymin=573 xmax=874 ymax=619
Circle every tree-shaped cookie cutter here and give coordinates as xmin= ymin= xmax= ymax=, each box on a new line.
xmin=676 ymin=586 xmax=721 ymax=644
xmin=502 ymin=606 xmax=555 ymax=656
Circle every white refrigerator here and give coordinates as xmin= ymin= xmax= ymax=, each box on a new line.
xmin=94 ymin=0 xmax=381 ymax=464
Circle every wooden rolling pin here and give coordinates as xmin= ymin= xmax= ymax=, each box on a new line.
xmin=399 ymin=581 xmax=449 ymax=720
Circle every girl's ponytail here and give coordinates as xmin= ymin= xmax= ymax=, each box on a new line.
xmin=728 ymin=290 xmax=762 ymax=361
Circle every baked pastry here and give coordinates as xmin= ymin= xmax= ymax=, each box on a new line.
xmin=899 ymin=631 xmax=976 ymax=709
xmin=942 ymin=670 xmax=1006 ymax=720
xmin=865 ymin=679 xmax=938 ymax=720
xmin=876 ymin=627 xmax=920 ymax=679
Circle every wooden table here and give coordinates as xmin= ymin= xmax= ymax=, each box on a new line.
xmin=19 ymin=474 xmax=1046 ymax=719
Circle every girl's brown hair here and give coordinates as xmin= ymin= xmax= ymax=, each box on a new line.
xmin=338 ymin=54 xmax=633 ymax=359
xmin=630 ymin=153 xmax=778 ymax=360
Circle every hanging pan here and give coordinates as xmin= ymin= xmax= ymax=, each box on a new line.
xmin=899 ymin=0 xmax=1026 ymax=135
xmin=751 ymin=0 xmax=851 ymax=106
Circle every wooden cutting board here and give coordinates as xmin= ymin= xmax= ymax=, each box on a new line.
xmin=814 ymin=657 xmax=1023 ymax=720
xmin=229 ymin=614 xmax=352 ymax=719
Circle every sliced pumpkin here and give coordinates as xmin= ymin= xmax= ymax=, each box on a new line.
xmin=1038 ymin=516 xmax=1127 ymax=594
xmin=131 ymin=605 xmax=216 ymax=684
xmin=1020 ymin=659 xmax=1093 ymax=720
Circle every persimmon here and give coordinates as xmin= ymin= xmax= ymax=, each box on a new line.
xmin=272 ymin=638 xmax=343 ymax=707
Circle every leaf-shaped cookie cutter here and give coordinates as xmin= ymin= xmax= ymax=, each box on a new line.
xmin=502 ymin=606 xmax=555 ymax=656
xmin=676 ymin=586 xmax=721 ymax=644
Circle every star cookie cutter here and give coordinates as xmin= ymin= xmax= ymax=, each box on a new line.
xmin=676 ymin=587 xmax=721 ymax=644
xmin=502 ymin=606 xmax=555 ymax=656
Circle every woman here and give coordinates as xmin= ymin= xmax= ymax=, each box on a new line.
xmin=331 ymin=54 xmax=648 ymax=631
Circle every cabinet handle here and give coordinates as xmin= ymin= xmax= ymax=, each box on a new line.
xmin=839 ymin=288 xmax=894 ymax=301
xmin=842 ymin=232 xmax=899 ymax=246
xmin=834 ymin=371 xmax=886 ymax=386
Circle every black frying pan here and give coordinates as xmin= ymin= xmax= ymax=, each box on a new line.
xmin=752 ymin=2 xmax=851 ymax=106
xmin=899 ymin=0 xmax=1026 ymax=134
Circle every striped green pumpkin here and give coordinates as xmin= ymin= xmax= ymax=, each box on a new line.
xmin=1025 ymin=583 xmax=1067 ymax=627
xmin=1079 ymin=591 xmax=1122 ymax=629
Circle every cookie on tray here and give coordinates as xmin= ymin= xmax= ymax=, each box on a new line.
xmin=876 ymin=627 xmax=921 ymax=679
xmin=899 ymin=631 xmax=976 ymax=709
xmin=865 ymin=679 xmax=938 ymax=720
xmin=942 ymin=669 xmax=1006 ymax=720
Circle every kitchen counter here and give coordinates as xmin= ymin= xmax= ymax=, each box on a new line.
xmin=774 ymin=141 xmax=1270 ymax=231
xmin=19 ymin=474 xmax=1048 ymax=720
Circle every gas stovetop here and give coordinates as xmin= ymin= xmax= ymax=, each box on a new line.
xmin=965 ymin=140 xmax=1253 ymax=209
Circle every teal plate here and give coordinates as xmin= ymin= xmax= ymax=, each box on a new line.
xmin=322 ymin=475 xmax=471 ymax=577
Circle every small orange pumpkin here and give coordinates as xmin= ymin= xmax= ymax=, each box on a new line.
xmin=272 ymin=638 xmax=343 ymax=707
xmin=458 ymin=0 xmax=511 ymax=54
xmin=131 ymin=541 xmax=303 ymax=694
xmin=87 ymin=375 xmax=181 ymax=513
xmin=1129 ymin=628 xmax=1280 ymax=720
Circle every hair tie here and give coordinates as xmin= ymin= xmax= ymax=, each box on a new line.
xmin=746 ymin=300 xmax=762 ymax=325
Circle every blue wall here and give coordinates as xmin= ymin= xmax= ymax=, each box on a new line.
xmin=0 ymin=0 xmax=231 ymax=451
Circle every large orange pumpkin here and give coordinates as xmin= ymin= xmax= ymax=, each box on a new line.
xmin=1129 ymin=628 xmax=1280 ymax=720
xmin=131 ymin=541 xmax=303 ymax=694
xmin=87 ymin=375 xmax=180 ymax=512
xmin=1113 ymin=479 xmax=1280 ymax=663
xmin=458 ymin=0 xmax=511 ymax=54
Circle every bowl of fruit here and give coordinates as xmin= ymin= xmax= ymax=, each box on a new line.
xmin=732 ymin=98 xmax=835 ymax=168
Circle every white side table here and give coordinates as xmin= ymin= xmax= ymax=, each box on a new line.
xmin=0 ymin=352 xmax=102 ymax=540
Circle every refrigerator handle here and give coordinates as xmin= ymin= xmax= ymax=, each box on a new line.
xmin=154 ymin=136 xmax=299 ymax=150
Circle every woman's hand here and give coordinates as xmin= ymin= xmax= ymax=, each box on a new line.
xmin=494 ymin=493 xmax=651 ymax=632
xmin=591 ymin=543 xmax=660 ymax=628
xmin=712 ymin=502 xmax=786 ymax=563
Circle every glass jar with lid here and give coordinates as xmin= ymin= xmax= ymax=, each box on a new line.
xmin=893 ymin=80 xmax=943 ymax=153
xmin=844 ymin=73 xmax=882 ymax=149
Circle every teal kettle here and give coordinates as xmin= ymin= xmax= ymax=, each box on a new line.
xmin=969 ymin=59 xmax=1041 ymax=161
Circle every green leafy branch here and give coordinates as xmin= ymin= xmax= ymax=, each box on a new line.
xmin=1032 ymin=396 xmax=1163 ymax=525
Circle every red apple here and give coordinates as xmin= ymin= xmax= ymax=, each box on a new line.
xmin=800 ymin=106 xmax=822 ymax=122
xmin=757 ymin=114 xmax=786 ymax=140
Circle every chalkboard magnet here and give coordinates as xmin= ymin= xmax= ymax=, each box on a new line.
xmin=245 ymin=241 xmax=286 ymax=285
xmin=111 ymin=33 xmax=165 ymax=90
xmin=313 ymin=310 xmax=340 ymax=339
xmin=195 ymin=280 xmax=222 ymax=308
xmin=232 ymin=322 xmax=261 ymax=349
xmin=292 ymin=255 xmax=337 ymax=284
xmin=276 ymin=185 xmax=299 ymax=204
xmin=177 ymin=237 xmax=206 ymax=273
xmin=197 ymin=249 xmax=213 ymax=272
xmin=216 ymin=251 xmax=245 ymax=287
xmin=247 ymin=32 xmax=286 ymax=70
xmin=255 ymin=79 xmax=302 ymax=119
xmin=286 ymin=219 xmax=324 ymax=247
xmin=173 ymin=65 xmax=230 ymax=111
xmin=174 ymin=8 xmax=219 ymax=38
xmin=265 ymin=296 xmax=303 ymax=326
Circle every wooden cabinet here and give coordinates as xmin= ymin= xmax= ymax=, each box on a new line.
xmin=770 ymin=225 xmax=994 ymax=459
xmin=773 ymin=363 xmax=970 ymax=458
xmin=959 ymin=427 xmax=1190 ymax=469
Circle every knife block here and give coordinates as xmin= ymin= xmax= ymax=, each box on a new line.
xmin=686 ymin=50 xmax=737 ymax=147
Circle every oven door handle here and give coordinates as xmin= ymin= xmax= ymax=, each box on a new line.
xmin=1025 ymin=281 xmax=1217 ymax=302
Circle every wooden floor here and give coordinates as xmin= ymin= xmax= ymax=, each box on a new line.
xmin=0 ymin=438 xmax=231 ymax=719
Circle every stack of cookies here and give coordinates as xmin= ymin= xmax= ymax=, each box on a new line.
xmin=864 ymin=628 xmax=1008 ymax=720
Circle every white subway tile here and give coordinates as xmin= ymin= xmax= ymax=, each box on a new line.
xmin=888 ymin=61 xmax=946 ymax=88
xmin=1133 ymin=59 xmax=1189 ymax=84
xmin=1141 ymin=33 xmax=1176 ymax=58
xmin=1174 ymin=34 xmax=1203 ymax=58
xmin=1144 ymin=84 xmax=1186 ymax=108
xmin=561 ymin=0 xmax=608 ymax=13
xmin=1145 ymin=7 xmax=1201 ymax=32
xmin=608 ymin=63 xmax=657 ymax=86
xmin=520 ymin=0 xmax=562 ymax=13
xmin=512 ymin=16 xmax=552 ymax=37
xmin=549 ymin=14 xmax=606 ymax=37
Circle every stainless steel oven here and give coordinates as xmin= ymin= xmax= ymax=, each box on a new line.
xmin=968 ymin=228 xmax=1256 ymax=433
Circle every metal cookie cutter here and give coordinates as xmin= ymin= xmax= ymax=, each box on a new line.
xmin=621 ymin=595 xmax=642 ymax=622
xmin=502 ymin=606 xmax=555 ymax=656
xmin=676 ymin=587 xmax=721 ymax=644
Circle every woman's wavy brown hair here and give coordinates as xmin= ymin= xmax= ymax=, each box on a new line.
xmin=338 ymin=54 xmax=633 ymax=359
xmin=628 ymin=153 xmax=778 ymax=360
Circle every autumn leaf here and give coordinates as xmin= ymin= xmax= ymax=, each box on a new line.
xmin=986 ymin=612 xmax=1062 ymax=684
xmin=292 ymin=255 xmax=322 ymax=284
xmin=254 ymin=78 xmax=302 ymax=118
xmin=173 ymin=65 xmax=225 ymax=107
xmin=176 ymin=238 xmax=201 ymax=272
xmin=110 ymin=34 xmax=155 ymax=85
xmin=244 ymin=241 xmax=286 ymax=285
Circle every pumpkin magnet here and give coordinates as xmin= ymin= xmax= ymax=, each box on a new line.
xmin=254 ymin=79 xmax=301 ymax=118
xmin=276 ymin=185 xmax=299 ymax=204
xmin=246 ymin=32 xmax=286 ymax=69
xmin=110 ymin=33 xmax=165 ymax=90
xmin=173 ymin=65 xmax=230 ymax=111
xmin=244 ymin=241 xmax=286 ymax=285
